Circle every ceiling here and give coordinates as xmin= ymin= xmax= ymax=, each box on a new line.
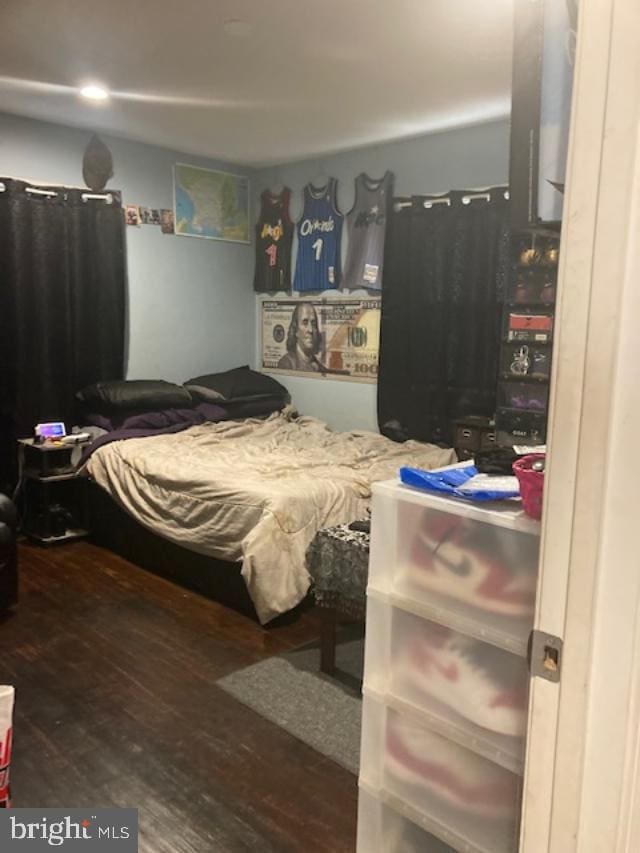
xmin=0 ymin=0 xmax=513 ymax=168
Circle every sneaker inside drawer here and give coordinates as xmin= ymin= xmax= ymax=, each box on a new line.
xmin=389 ymin=607 xmax=528 ymax=767
xmin=394 ymin=502 xmax=540 ymax=651
xmin=383 ymin=706 xmax=522 ymax=853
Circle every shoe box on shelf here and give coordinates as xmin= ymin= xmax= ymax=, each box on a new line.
xmin=496 ymin=229 xmax=560 ymax=447
xmin=356 ymin=479 xmax=541 ymax=853
xmin=452 ymin=416 xmax=497 ymax=462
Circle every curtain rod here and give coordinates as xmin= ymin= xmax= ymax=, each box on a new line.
xmin=394 ymin=188 xmax=510 ymax=212
xmin=394 ymin=197 xmax=451 ymax=211
xmin=82 ymin=192 xmax=114 ymax=203
xmin=425 ymin=197 xmax=452 ymax=208
xmin=461 ymin=190 xmax=510 ymax=204
xmin=25 ymin=186 xmax=58 ymax=197
xmin=24 ymin=187 xmax=114 ymax=202
xmin=463 ymin=192 xmax=491 ymax=204
xmin=0 ymin=179 xmax=114 ymax=203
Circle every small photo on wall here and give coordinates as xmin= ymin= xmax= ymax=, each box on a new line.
xmin=124 ymin=204 xmax=140 ymax=226
xmin=139 ymin=206 xmax=153 ymax=225
xmin=160 ymin=209 xmax=175 ymax=234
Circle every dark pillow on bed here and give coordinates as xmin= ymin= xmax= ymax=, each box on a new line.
xmin=84 ymin=412 xmax=117 ymax=431
xmin=193 ymin=402 xmax=231 ymax=422
xmin=85 ymin=403 xmax=228 ymax=431
xmin=77 ymin=379 xmax=192 ymax=413
xmin=120 ymin=408 xmax=204 ymax=430
xmin=184 ymin=366 xmax=288 ymax=403
xmin=220 ymin=396 xmax=286 ymax=419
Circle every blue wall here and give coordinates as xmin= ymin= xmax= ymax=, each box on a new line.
xmin=254 ymin=119 xmax=511 ymax=432
xmin=0 ymin=111 xmax=256 ymax=384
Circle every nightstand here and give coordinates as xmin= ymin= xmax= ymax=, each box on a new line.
xmin=17 ymin=439 xmax=91 ymax=545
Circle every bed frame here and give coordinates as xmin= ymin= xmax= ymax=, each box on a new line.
xmin=88 ymin=479 xmax=261 ymax=618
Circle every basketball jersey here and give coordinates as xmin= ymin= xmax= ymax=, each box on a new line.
xmin=293 ymin=178 xmax=343 ymax=292
xmin=343 ymin=171 xmax=394 ymax=291
xmin=253 ymin=188 xmax=294 ymax=292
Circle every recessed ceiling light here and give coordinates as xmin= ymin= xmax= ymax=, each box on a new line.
xmin=80 ymin=84 xmax=109 ymax=101
xmin=223 ymin=19 xmax=253 ymax=38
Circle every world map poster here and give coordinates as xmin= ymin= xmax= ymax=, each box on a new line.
xmin=174 ymin=163 xmax=249 ymax=242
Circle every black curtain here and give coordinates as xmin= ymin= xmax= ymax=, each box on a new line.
xmin=378 ymin=187 xmax=509 ymax=445
xmin=0 ymin=179 xmax=126 ymax=487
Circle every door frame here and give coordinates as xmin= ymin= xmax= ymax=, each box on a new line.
xmin=520 ymin=0 xmax=640 ymax=849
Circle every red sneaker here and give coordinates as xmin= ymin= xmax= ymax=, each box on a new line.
xmin=385 ymin=712 xmax=518 ymax=818
xmin=394 ymin=620 xmax=528 ymax=737
xmin=404 ymin=512 xmax=537 ymax=617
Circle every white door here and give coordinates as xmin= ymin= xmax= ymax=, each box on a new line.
xmin=520 ymin=0 xmax=640 ymax=850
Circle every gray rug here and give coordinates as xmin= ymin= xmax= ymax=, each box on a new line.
xmin=218 ymin=632 xmax=364 ymax=774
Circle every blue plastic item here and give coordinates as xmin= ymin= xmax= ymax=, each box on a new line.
xmin=399 ymin=465 xmax=520 ymax=502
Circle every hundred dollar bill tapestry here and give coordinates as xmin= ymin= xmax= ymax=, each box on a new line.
xmin=174 ymin=164 xmax=249 ymax=242
xmin=261 ymin=298 xmax=381 ymax=383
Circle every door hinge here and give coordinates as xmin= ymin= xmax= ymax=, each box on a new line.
xmin=527 ymin=629 xmax=563 ymax=682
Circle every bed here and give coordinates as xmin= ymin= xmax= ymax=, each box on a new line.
xmin=86 ymin=408 xmax=455 ymax=623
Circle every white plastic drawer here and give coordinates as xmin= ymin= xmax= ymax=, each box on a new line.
xmin=359 ymin=695 xmax=522 ymax=853
xmin=357 ymin=785 xmax=456 ymax=852
xmin=363 ymin=594 xmax=527 ymax=773
xmin=368 ymin=483 xmax=540 ymax=655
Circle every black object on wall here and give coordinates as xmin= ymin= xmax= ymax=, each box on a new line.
xmin=509 ymin=0 xmax=544 ymax=228
xmin=0 ymin=178 xmax=126 ymax=488
xmin=509 ymin=0 xmax=576 ymax=227
xmin=82 ymin=134 xmax=114 ymax=192
xmin=377 ymin=188 xmax=510 ymax=445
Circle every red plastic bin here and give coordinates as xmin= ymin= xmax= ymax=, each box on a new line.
xmin=513 ymin=454 xmax=545 ymax=520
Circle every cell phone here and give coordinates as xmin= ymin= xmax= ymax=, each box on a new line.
xmin=35 ymin=422 xmax=66 ymax=439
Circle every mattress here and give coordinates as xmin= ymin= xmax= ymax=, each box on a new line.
xmin=87 ymin=410 xmax=455 ymax=623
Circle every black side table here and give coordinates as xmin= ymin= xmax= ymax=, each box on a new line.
xmin=17 ymin=439 xmax=90 ymax=545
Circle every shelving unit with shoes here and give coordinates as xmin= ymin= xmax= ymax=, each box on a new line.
xmin=496 ymin=229 xmax=560 ymax=447
xmin=16 ymin=439 xmax=91 ymax=545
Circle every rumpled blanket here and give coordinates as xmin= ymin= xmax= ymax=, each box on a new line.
xmin=87 ymin=409 xmax=455 ymax=622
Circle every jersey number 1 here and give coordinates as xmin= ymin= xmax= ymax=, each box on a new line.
xmin=265 ymin=244 xmax=278 ymax=267
xmin=312 ymin=238 xmax=323 ymax=261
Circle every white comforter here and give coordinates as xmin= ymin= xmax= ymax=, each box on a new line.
xmin=87 ymin=410 xmax=455 ymax=623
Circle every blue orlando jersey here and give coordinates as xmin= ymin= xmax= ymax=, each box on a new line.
xmin=293 ymin=178 xmax=343 ymax=292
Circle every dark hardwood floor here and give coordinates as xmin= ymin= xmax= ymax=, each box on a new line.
xmin=1 ymin=541 xmax=358 ymax=852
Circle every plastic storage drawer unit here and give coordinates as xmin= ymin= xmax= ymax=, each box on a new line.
xmin=363 ymin=593 xmax=528 ymax=774
xmin=360 ymin=695 xmax=522 ymax=853
xmin=357 ymin=481 xmax=540 ymax=853
xmin=368 ymin=482 xmax=541 ymax=656
xmin=357 ymin=785 xmax=456 ymax=852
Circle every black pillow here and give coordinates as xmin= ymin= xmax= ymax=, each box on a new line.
xmin=221 ymin=396 xmax=287 ymax=419
xmin=76 ymin=379 xmax=192 ymax=413
xmin=184 ymin=366 xmax=288 ymax=403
